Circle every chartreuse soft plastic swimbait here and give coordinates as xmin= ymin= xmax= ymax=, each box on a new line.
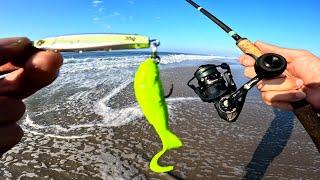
xmin=134 ymin=58 xmax=183 ymax=173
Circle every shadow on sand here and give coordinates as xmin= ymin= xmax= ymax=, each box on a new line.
xmin=243 ymin=108 xmax=295 ymax=180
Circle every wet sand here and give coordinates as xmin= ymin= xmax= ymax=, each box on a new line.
xmin=111 ymin=66 xmax=320 ymax=179
xmin=1 ymin=65 xmax=320 ymax=179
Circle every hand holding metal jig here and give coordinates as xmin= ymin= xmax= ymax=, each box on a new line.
xmin=0 ymin=37 xmax=63 ymax=155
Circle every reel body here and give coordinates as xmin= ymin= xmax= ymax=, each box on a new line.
xmin=188 ymin=53 xmax=287 ymax=122
xmin=187 ymin=63 xmax=235 ymax=102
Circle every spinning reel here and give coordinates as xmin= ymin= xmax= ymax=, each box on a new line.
xmin=188 ymin=53 xmax=287 ymax=122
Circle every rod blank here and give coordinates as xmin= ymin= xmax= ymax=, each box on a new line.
xmin=186 ymin=0 xmax=241 ymax=41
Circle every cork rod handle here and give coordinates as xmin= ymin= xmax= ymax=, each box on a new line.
xmin=236 ymin=38 xmax=263 ymax=58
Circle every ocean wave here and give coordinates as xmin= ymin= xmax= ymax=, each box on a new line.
xmin=63 ymin=55 xmax=149 ymax=65
xmin=23 ymin=76 xmax=201 ymax=139
xmin=160 ymin=54 xmax=237 ymax=64
xmin=62 ymin=52 xmax=238 ymax=69
xmin=22 ymin=51 xmax=234 ymax=139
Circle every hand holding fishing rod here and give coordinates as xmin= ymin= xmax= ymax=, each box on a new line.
xmin=240 ymin=41 xmax=320 ymax=111
xmin=186 ymin=0 xmax=286 ymax=122
xmin=186 ymin=0 xmax=320 ymax=152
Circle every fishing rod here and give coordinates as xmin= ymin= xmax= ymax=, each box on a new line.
xmin=186 ymin=0 xmax=320 ymax=152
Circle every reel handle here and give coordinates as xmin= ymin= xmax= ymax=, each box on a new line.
xmin=236 ymin=38 xmax=320 ymax=152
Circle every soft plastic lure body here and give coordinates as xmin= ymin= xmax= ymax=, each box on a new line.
xmin=134 ymin=58 xmax=183 ymax=173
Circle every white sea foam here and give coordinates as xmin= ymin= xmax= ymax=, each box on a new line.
xmin=24 ymin=114 xmax=104 ymax=132
xmin=96 ymin=79 xmax=133 ymax=113
xmin=63 ymin=55 xmax=149 ymax=65
xmin=17 ymin=173 xmax=38 ymax=179
xmin=166 ymin=97 xmax=199 ymax=102
xmin=94 ymin=78 xmax=144 ymax=126
xmin=160 ymin=54 xmax=237 ymax=64
xmin=23 ymin=128 xmax=92 ymax=139
xmin=62 ymin=53 xmax=238 ymax=69
xmin=24 ymin=77 xmax=201 ymax=139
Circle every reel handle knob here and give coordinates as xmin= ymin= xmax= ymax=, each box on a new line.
xmin=236 ymin=39 xmax=287 ymax=78
xmin=254 ymin=53 xmax=287 ymax=78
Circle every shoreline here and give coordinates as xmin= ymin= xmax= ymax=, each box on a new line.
xmin=1 ymin=61 xmax=319 ymax=179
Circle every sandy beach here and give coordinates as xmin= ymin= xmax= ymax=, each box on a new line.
xmin=1 ymin=52 xmax=319 ymax=179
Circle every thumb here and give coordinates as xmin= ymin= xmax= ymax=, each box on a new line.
xmin=254 ymin=41 xmax=310 ymax=62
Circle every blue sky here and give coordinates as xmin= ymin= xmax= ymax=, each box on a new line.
xmin=0 ymin=0 xmax=319 ymax=56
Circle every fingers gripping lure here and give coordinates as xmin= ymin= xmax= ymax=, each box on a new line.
xmin=133 ymin=40 xmax=183 ymax=173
